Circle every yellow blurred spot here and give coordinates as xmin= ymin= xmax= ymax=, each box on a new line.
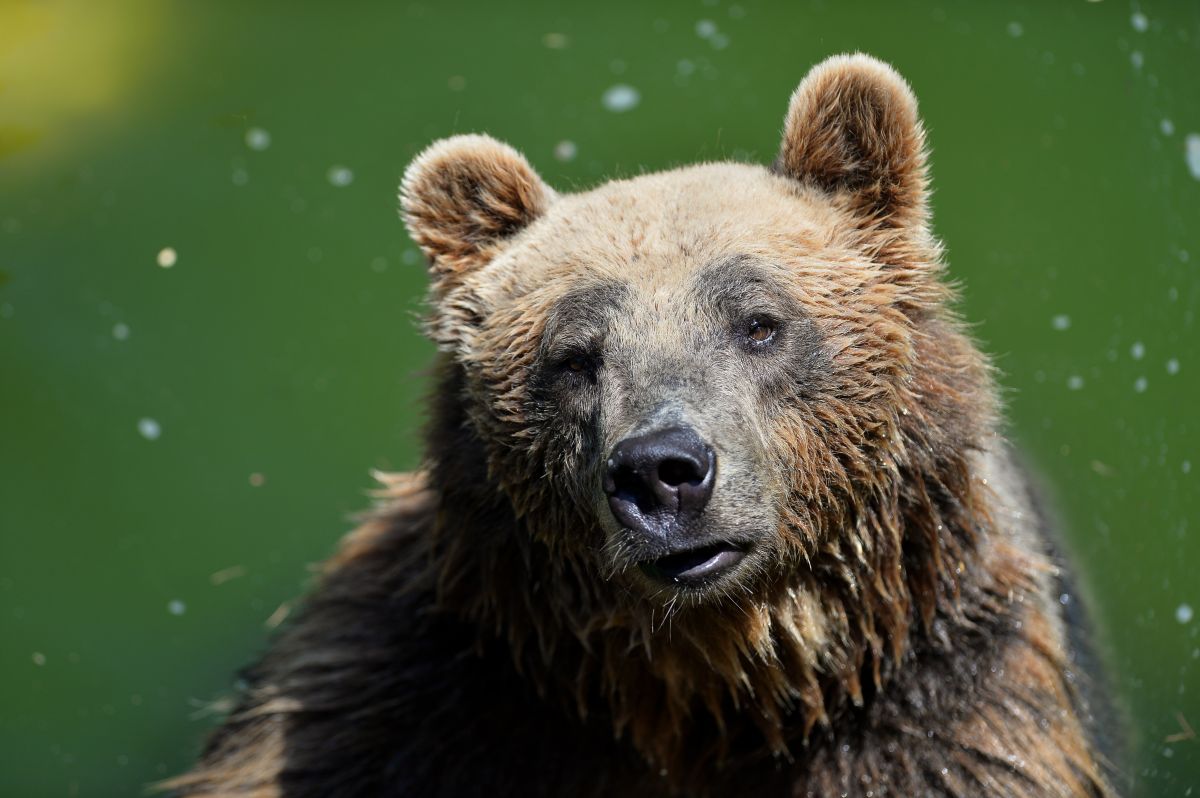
xmin=0 ymin=0 xmax=165 ymax=161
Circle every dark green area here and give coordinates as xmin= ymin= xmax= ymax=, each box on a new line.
xmin=1 ymin=2 xmax=1196 ymax=795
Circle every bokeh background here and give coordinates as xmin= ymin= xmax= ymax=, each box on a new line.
xmin=2 ymin=1 xmax=1197 ymax=795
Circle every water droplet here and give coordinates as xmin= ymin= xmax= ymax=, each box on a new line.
xmin=447 ymin=75 xmax=466 ymax=92
xmin=137 ymin=418 xmax=161 ymax=441
xmin=729 ymin=4 xmax=746 ymax=19
xmin=1006 ymin=21 xmax=1024 ymax=38
xmin=1131 ymin=12 xmax=1149 ymax=32
xmin=1184 ymin=461 xmax=1192 ymax=475
xmin=1133 ymin=376 xmax=1147 ymax=393
xmin=1161 ymin=119 xmax=1175 ymax=136
xmin=167 ymin=599 xmax=186 ymax=616
xmin=370 ymin=256 xmax=388 ymax=273
xmin=696 ymin=19 xmax=717 ymax=38
xmin=156 ymin=247 xmax=177 ymax=268
xmin=677 ymin=59 xmax=696 ymax=77
xmin=1059 ymin=593 xmax=1071 ymax=605
xmin=1052 ymin=314 xmax=1071 ymax=331
xmin=1166 ymin=358 xmax=1179 ymax=375
xmin=1186 ymin=134 xmax=1200 ymax=181
xmin=245 ymin=127 xmax=271 ymax=151
xmin=1067 ymin=375 xmax=1085 ymax=391
xmin=602 ymin=84 xmax=641 ymax=113
xmin=327 ymin=166 xmax=354 ymax=187
xmin=112 ymin=323 xmax=130 ymax=341
xmin=232 ymin=168 xmax=249 ymax=186
xmin=249 ymin=472 xmax=266 ymax=487
xmin=1131 ymin=341 xmax=1145 ymax=360
xmin=542 ymin=32 xmax=569 ymax=49
xmin=32 ymin=652 xmax=46 ymax=666
xmin=554 ymin=140 xmax=578 ymax=162
xmin=1130 ymin=50 xmax=1144 ymax=70
xmin=1177 ymin=604 xmax=1194 ymax=624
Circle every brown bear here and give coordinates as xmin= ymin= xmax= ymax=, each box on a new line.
xmin=168 ymin=54 xmax=1119 ymax=797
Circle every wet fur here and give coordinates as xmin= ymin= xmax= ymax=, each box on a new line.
xmin=167 ymin=55 xmax=1118 ymax=797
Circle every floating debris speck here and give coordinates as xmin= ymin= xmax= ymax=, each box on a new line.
xmin=696 ymin=19 xmax=717 ymax=38
xmin=542 ymin=32 xmax=569 ymax=49
xmin=1133 ymin=376 xmax=1147 ymax=393
xmin=1166 ymin=358 xmax=1180 ymax=375
xmin=32 ymin=652 xmax=46 ymax=666
xmin=210 ymin=565 xmax=247 ymax=586
xmin=1051 ymin=314 xmax=1071 ymax=331
xmin=602 ymin=84 xmax=641 ymax=113
xmin=167 ymin=599 xmax=187 ymax=616
xmin=1066 ymin=375 xmax=1084 ymax=391
xmin=1006 ymin=21 xmax=1023 ymax=38
xmin=137 ymin=418 xmax=161 ymax=441
xmin=1161 ymin=119 xmax=1175 ymax=137
xmin=554 ymin=140 xmax=578 ymax=162
xmin=249 ymin=472 xmax=266 ymax=487
xmin=1186 ymin=134 xmax=1200 ymax=181
xmin=1131 ymin=341 xmax=1145 ymax=360
xmin=1131 ymin=12 xmax=1149 ymax=32
xmin=112 ymin=323 xmax=130 ymax=341
xmin=245 ymin=127 xmax=271 ymax=151
xmin=156 ymin=247 xmax=177 ymax=268
xmin=327 ymin=166 xmax=354 ymax=187
xmin=1177 ymin=604 xmax=1194 ymax=625
xmin=1130 ymin=50 xmax=1144 ymax=70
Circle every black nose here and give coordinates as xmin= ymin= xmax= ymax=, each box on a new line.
xmin=604 ymin=427 xmax=716 ymax=537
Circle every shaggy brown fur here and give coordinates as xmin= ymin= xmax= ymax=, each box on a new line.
xmin=168 ymin=55 xmax=1118 ymax=797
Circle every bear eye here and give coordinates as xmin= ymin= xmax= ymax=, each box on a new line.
xmin=554 ymin=351 xmax=600 ymax=382
xmin=744 ymin=317 xmax=777 ymax=346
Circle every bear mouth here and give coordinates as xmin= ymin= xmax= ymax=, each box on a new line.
xmin=637 ymin=541 xmax=749 ymax=586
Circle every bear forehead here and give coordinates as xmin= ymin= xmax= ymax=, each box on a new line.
xmin=475 ymin=162 xmax=859 ymax=303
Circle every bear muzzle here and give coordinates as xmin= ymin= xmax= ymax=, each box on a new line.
xmin=603 ymin=426 xmax=749 ymax=585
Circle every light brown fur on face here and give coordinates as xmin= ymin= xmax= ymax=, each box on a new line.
xmin=169 ymin=54 xmax=1119 ymax=798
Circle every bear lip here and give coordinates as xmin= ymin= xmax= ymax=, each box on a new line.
xmin=637 ymin=541 xmax=748 ymax=586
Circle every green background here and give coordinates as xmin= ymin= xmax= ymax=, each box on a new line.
xmin=1 ymin=1 xmax=1196 ymax=794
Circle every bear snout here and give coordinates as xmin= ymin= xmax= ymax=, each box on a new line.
xmin=603 ymin=426 xmax=716 ymax=537
xmin=602 ymin=427 xmax=752 ymax=585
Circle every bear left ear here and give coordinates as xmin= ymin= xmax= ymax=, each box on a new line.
xmin=775 ymin=54 xmax=929 ymax=236
xmin=401 ymin=134 xmax=555 ymax=294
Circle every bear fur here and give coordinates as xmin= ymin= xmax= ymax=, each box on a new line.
xmin=169 ymin=54 xmax=1118 ymax=797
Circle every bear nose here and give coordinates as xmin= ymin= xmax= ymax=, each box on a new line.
xmin=603 ymin=427 xmax=716 ymax=537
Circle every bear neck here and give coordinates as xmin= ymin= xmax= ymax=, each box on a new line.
xmin=422 ymin=347 xmax=1032 ymax=781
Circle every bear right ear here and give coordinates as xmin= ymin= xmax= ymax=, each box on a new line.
xmin=775 ymin=54 xmax=929 ymax=239
xmin=400 ymin=134 xmax=554 ymax=292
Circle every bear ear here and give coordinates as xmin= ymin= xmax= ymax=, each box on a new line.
xmin=400 ymin=134 xmax=554 ymax=292
xmin=775 ymin=54 xmax=928 ymax=234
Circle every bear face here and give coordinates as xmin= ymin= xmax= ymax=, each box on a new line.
xmin=399 ymin=56 xmax=1004 ymax=765
xmin=404 ymin=53 xmax=987 ymax=612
